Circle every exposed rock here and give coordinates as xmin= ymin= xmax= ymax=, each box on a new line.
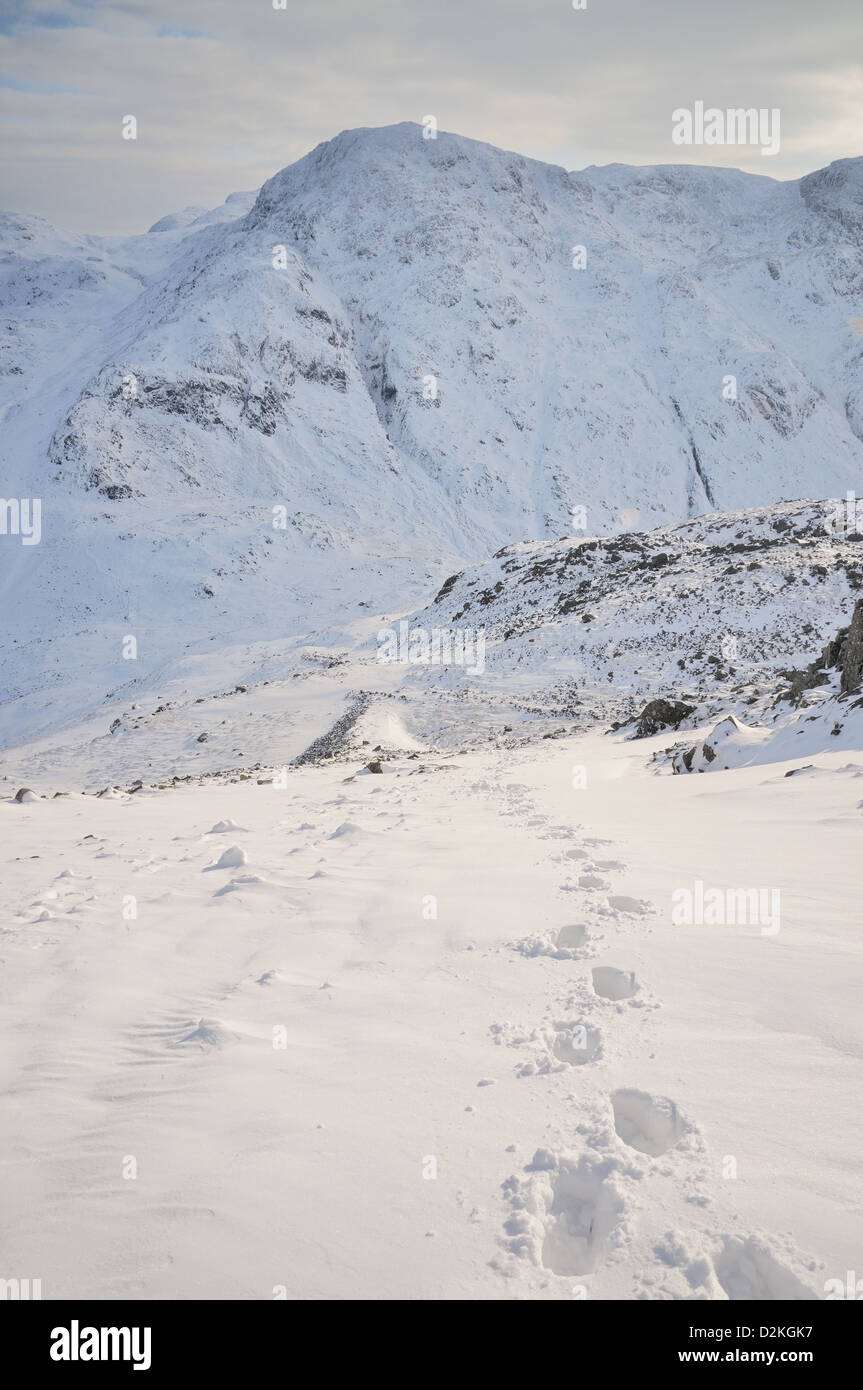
xmin=778 ymin=664 xmax=830 ymax=707
xmin=13 ymin=787 xmax=38 ymax=803
xmin=779 ymin=597 xmax=863 ymax=702
xmin=634 ymin=698 xmax=696 ymax=738
xmin=293 ymin=692 xmax=373 ymax=765
xmin=672 ymin=714 xmax=767 ymax=774
xmin=835 ymin=599 xmax=863 ymax=693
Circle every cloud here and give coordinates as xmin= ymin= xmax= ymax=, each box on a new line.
xmin=0 ymin=3 xmax=87 ymax=36
xmin=0 ymin=0 xmax=860 ymax=233
xmin=0 ymin=71 xmax=83 ymax=92
xmin=153 ymin=26 xmax=211 ymax=40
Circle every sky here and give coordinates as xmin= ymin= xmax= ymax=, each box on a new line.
xmin=1 ymin=0 xmax=861 ymax=234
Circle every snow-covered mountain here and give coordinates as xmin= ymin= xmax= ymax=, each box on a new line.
xmin=2 ymin=123 xmax=862 ymax=745
xmin=3 ymin=125 xmax=863 ymax=1306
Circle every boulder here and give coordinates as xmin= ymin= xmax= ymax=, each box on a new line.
xmin=672 ymin=714 xmax=768 ymax=774
xmin=836 ymin=599 xmax=863 ymax=693
xmin=634 ymin=698 xmax=695 ymax=738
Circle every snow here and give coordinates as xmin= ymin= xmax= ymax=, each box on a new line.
xmin=2 ymin=122 xmax=862 ymax=1301
xmin=1 ymin=714 xmax=857 ymax=1299
xmin=3 ymin=125 xmax=863 ymax=744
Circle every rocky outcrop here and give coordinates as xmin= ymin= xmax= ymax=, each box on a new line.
xmin=634 ymin=698 xmax=696 ymax=738
xmin=829 ymin=598 xmax=863 ymax=693
xmin=779 ymin=597 xmax=863 ymax=703
xmin=673 ymin=601 xmax=863 ymax=773
xmin=671 ymin=715 xmax=767 ymax=774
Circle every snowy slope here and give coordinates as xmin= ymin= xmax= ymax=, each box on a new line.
xmin=2 ymin=125 xmax=863 ymax=746
xmin=2 ymin=123 xmax=862 ymax=1306
xmin=1 ymin=717 xmax=859 ymax=1300
xmin=2 ymin=497 xmax=861 ymax=792
xmin=667 ymin=597 xmax=863 ymax=773
xmin=406 ymin=499 xmax=863 ymax=732
xmin=250 ymin=132 xmax=863 ymax=536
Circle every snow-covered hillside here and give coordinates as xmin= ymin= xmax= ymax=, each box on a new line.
xmin=2 ymin=125 xmax=863 ymax=1303
xmin=666 ymin=596 xmax=863 ymax=773
xmin=405 ymin=499 xmax=863 ymax=731
xmin=2 ymin=125 xmax=863 ymax=743
xmin=2 ymin=687 xmax=860 ymax=1300
xmin=1 ymin=495 xmax=859 ymax=797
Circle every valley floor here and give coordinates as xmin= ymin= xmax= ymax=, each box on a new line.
xmin=1 ymin=728 xmax=860 ymax=1299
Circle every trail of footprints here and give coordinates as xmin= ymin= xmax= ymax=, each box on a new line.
xmin=488 ymin=776 xmax=818 ymax=1300
xmin=13 ymin=773 xmax=820 ymax=1298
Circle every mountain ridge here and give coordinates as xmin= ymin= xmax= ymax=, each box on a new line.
xmin=1 ymin=124 xmax=862 ymax=744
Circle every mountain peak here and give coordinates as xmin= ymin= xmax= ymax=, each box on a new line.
xmin=3 ymin=123 xmax=863 ymax=737
xmin=247 ymin=122 xmax=568 ymax=228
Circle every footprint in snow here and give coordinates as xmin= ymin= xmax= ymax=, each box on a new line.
xmin=591 ymin=965 xmax=640 ymax=1001
xmin=514 ymin=922 xmax=594 ymax=960
xmin=503 ymin=1150 xmax=625 ymax=1278
xmin=554 ymin=922 xmax=591 ymax=953
xmin=541 ymin=1160 xmax=625 ymax=1276
xmin=610 ymin=1089 xmax=689 ymax=1157
xmin=578 ymin=872 xmax=611 ymax=890
xmin=711 ymin=1235 xmax=818 ymax=1301
xmin=550 ymin=1022 xmax=602 ymax=1067
xmin=539 ymin=825 xmax=576 ymax=840
xmin=607 ymin=894 xmax=654 ymax=916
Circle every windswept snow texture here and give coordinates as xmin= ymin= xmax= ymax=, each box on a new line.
xmin=1 ymin=714 xmax=858 ymax=1299
xmin=2 ymin=124 xmax=863 ymax=739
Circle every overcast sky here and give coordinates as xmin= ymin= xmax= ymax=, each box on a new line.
xmin=2 ymin=0 xmax=861 ymax=234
